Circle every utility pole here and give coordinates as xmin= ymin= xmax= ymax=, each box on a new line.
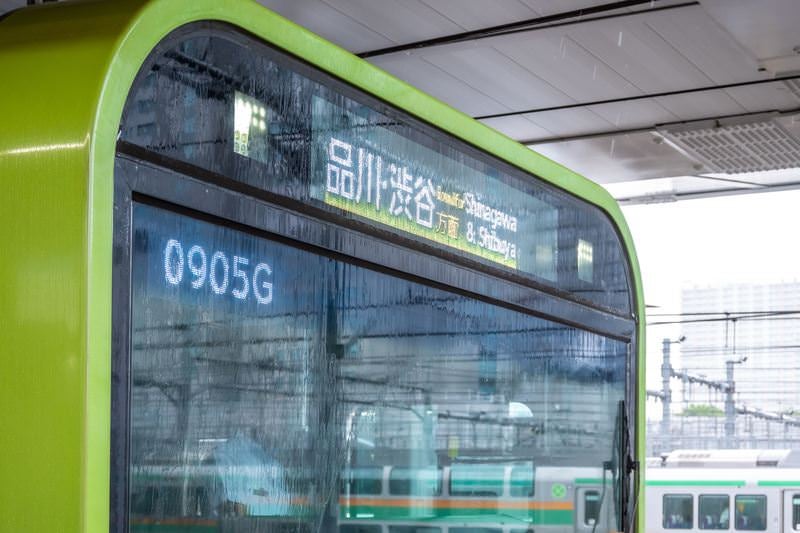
xmin=725 ymin=359 xmax=736 ymax=442
xmin=725 ymin=356 xmax=747 ymax=447
xmin=661 ymin=339 xmax=673 ymax=442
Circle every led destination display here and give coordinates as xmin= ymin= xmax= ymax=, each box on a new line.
xmin=310 ymin=97 xmax=559 ymax=280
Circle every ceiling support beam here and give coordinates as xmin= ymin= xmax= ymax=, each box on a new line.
xmin=357 ymin=0 xmax=696 ymax=59
xmin=476 ymin=74 xmax=800 ymax=121
xmin=617 ymin=179 xmax=800 ymax=205
xmin=520 ymin=106 xmax=800 ymax=145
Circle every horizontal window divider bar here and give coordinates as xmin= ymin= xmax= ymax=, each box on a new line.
xmin=115 ymin=143 xmax=636 ymax=340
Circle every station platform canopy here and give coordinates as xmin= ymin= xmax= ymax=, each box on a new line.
xmin=5 ymin=0 xmax=800 ymax=203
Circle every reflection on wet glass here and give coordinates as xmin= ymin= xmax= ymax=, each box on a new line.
xmin=121 ymin=29 xmax=631 ymax=313
xmin=128 ymin=204 xmax=627 ymax=533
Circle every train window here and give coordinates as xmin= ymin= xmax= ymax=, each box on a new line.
xmin=735 ymin=495 xmax=766 ymax=530
xmin=388 ymin=527 xmax=441 ymax=533
xmin=344 ymin=468 xmax=384 ymax=495
xmin=450 ymin=464 xmax=504 ymax=496
xmin=125 ymin=201 xmax=628 ymax=529
xmin=663 ymin=494 xmax=693 ymax=529
xmin=509 ymin=465 xmax=535 ymax=497
xmin=389 ymin=467 xmax=442 ymax=496
xmin=699 ymin=495 xmax=729 ymax=530
xmin=793 ymin=495 xmax=800 ymax=530
xmin=340 ymin=526 xmax=382 ymax=533
xmin=584 ymin=490 xmax=601 ymax=526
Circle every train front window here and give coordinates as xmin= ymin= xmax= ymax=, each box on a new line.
xmin=664 ymin=494 xmax=693 ymax=529
xmin=389 ymin=467 xmax=442 ymax=496
xmin=699 ymin=495 xmax=729 ymax=530
xmin=125 ymin=201 xmax=627 ymax=531
xmin=735 ymin=495 xmax=766 ymax=531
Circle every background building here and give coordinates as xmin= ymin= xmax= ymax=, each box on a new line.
xmin=647 ymin=281 xmax=800 ymax=455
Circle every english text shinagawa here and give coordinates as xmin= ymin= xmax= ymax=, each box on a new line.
xmin=464 ymin=193 xmax=518 ymax=232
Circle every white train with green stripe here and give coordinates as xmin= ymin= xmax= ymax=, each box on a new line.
xmin=339 ymin=465 xmax=617 ymax=533
xmin=646 ymin=449 xmax=800 ymax=533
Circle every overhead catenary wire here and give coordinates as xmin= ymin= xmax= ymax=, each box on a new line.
xmin=646 ymin=309 xmax=800 ymax=326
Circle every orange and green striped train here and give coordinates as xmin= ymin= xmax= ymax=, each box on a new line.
xmin=130 ymin=465 xmax=613 ymax=533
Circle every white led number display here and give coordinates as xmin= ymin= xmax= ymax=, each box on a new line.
xmin=163 ymin=239 xmax=273 ymax=305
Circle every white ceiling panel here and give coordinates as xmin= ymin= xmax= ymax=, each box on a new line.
xmin=480 ymin=116 xmax=554 ymax=141
xmin=522 ymin=107 xmax=614 ymax=138
xmin=519 ymin=0 xmax=626 ymax=17
xmin=723 ymin=83 xmax=800 ymax=114
xmin=586 ymin=99 xmax=678 ymax=130
xmin=418 ymin=0 xmax=541 ymax=30
xmin=643 ymin=7 xmax=760 ymax=84
xmin=701 ymin=0 xmax=800 ymax=60
xmin=369 ymin=55 xmax=509 ymax=116
xmin=654 ymin=91 xmax=746 ymax=122
xmin=421 ymin=45 xmax=572 ymax=110
xmin=494 ymin=33 xmax=641 ymax=102
xmin=567 ymin=10 xmax=713 ymax=92
xmin=310 ymin=0 xmax=463 ymax=50
xmin=257 ymin=0 xmax=394 ymax=52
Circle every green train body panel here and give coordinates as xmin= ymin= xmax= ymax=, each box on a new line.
xmin=0 ymin=1 xmax=645 ymax=532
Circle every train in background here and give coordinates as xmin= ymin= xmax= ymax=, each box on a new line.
xmin=129 ymin=462 xmax=617 ymax=533
xmin=646 ymin=449 xmax=800 ymax=533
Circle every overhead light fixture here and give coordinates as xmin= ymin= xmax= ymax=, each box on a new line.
xmin=758 ymin=49 xmax=800 ymax=78
xmin=657 ymin=112 xmax=800 ymax=174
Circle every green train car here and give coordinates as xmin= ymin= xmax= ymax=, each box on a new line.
xmin=0 ymin=1 xmax=645 ymax=532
